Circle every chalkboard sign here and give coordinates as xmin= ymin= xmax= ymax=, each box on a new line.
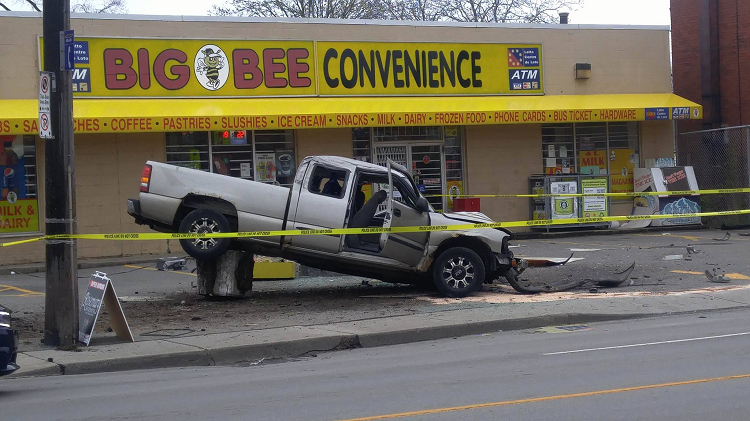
xmin=78 ymin=272 xmax=134 ymax=346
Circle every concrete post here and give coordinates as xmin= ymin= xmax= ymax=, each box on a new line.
xmin=196 ymin=251 xmax=254 ymax=297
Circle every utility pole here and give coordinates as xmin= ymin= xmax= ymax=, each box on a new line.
xmin=43 ymin=0 xmax=78 ymax=348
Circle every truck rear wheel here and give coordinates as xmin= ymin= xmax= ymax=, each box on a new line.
xmin=178 ymin=208 xmax=231 ymax=261
xmin=432 ymin=247 xmax=485 ymax=298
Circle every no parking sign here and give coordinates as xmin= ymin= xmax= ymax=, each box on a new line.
xmin=39 ymin=72 xmax=53 ymax=139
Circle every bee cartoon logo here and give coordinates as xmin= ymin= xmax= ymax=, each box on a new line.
xmin=194 ymin=44 xmax=229 ymax=91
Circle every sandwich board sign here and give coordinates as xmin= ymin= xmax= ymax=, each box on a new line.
xmin=78 ymin=271 xmax=134 ymax=346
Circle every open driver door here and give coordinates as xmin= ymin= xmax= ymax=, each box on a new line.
xmin=378 ymin=160 xmax=431 ymax=267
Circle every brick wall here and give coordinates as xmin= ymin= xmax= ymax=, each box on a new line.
xmin=672 ymin=0 xmax=750 ymax=129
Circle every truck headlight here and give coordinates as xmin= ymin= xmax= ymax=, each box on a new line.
xmin=0 ymin=311 xmax=10 ymax=328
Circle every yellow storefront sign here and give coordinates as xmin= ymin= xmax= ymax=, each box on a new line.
xmin=317 ymin=41 xmax=543 ymax=96
xmin=40 ymin=37 xmax=543 ymax=98
xmin=1 ymin=94 xmax=702 ymax=136
xmin=40 ymin=37 xmax=317 ymax=98
xmin=0 ymin=199 xmax=39 ymax=234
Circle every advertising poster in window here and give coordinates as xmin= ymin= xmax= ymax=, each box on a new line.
xmin=255 ymin=153 xmax=276 ymax=183
xmin=0 ymin=135 xmax=39 ymax=234
xmin=578 ymin=150 xmax=606 ymax=175
xmin=446 ymin=180 xmax=463 ymax=210
xmin=550 ymin=180 xmax=578 ymax=219
xmin=581 ymin=178 xmax=608 ymax=218
xmin=609 ymin=149 xmax=636 ymax=193
xmin=276 ymin=150 xmax=295 ymax=182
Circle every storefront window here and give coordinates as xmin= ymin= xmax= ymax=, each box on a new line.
xmin=352 ymin=128 xmax=372 ymax=162
xmin=540 ymin=123 xmax=640 ymax=193
xmin=254 ymin=130 xmax=295 ymax=187
xmin=607 ymin=122 xmax=639 ymax=194
xmin=351 ymin=126 xmax=464 ymax=211
xmin=211 ymin=130 xmax=252 ymax=179
xmin=444 ymin=126 xmax=464 ymax=211
xmin=0 ymin=135 xmax=39 ymax=235
xmin=166 ymin=132 xmax=210 ymax=171
xmin=542 ymin=124 xmax=574 ymax=175
xmin=373 ymin=126 xmax=442 ymax=142
xmin=576 ymin=123 xmax=608 ymax=175
xmin=166 ymin=130 xmax=295 ymax=187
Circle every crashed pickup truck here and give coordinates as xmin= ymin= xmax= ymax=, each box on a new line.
xmin=128 ymin=156 xmax=522 ymax=297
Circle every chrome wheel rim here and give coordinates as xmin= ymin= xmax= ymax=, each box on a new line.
xmin=442 ymin=256 xmax=475 ymax=289
xmin=189 ymin=217 xmax=220 ymax=250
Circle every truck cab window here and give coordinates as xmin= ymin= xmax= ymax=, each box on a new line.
xmin=309 ymin=166 xmax=348 ymax=199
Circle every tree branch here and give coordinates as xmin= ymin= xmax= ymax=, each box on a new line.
xmin=25 ymin=0 xmax=41 ymax=12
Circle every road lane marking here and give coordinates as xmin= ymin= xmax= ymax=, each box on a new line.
xmin=0 ymin=284 xmax=44 ymax=297
xmin=336 ymin=373 xmax=750 ymax=421
xmin=543 ymin=331 xmax=750 ymax=356
xmin=636 ymin=233 xmax=703 ymax=241
xmin=672 ymin=270 xmax=750 ymax=280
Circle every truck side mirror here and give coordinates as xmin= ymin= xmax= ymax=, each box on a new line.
xmin=416 ymin=197 xmax=430 ymax=213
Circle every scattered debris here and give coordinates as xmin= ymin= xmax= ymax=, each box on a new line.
xmin=713 ymin=232 xmax=731 ymax=241
xmin=589 ymin=288 xmax=598 ymax=293
xmin=157 ymin=257 xmax=187 ymax=271
xmin=569 ymin=248 xmax=602 ymax=252
xmin=10 ymin=271 xmax=15 ymax=275
xmin=663 ymin=254 xmax=684 ymax=261
xmin=191 ymin=316 xmax=202 ymax=321
xmin=662 ymin=233 xmax=671 ymax=236
xmin=523 ymin=253 xmax=577 ymax=267
xmin=361 ymin=280 xmax=371 ymax=286
xmin=594 ymin=262 xmax=636 ymax=288
xmin=738 ymin=232 xmax=750 ymax=237
xmin=686 ymin=245 xmax=700 ymax=254
xmin=249 ymin=358 xmax=265 ymax=366
xmin=705 ymin=269 xmax=731 ymax=283
xmin=640 ymin=244 xmax=676 ymax=250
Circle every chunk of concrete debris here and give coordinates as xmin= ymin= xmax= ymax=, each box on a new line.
xmin=712 ymin=232 xmax=731 ymax=241
xmin=705 ymin=269 xmax=731 ymax=283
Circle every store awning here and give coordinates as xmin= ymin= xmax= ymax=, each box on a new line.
xmin=0 ymin=93 xmax=701 ymax=135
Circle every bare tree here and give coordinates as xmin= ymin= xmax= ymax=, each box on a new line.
xmin=383 ymin=0 xmax=442 ymax=21
xmin=2 ymin=0 xmax=127 ymax=13
xmin=442 ymin=0 xmax=582 ymax=23
xmin=71 ymin=0 xmax=127 ymax=13
xmin=211 ymin=0 xmax=388 ymax=19
xmin=212 ymin=0 xmax=581 ymax=23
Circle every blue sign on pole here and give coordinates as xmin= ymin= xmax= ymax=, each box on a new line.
xmin=63 ymin=30 xmax=75 ymax=71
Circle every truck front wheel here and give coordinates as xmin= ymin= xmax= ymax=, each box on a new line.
xmin=178 ymin=208 xmax=231 ymax=261
xmin=432 ymin=247 xmax=485 ymax=298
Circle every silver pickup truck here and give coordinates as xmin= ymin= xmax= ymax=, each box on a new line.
xmin=128 ymin=156 xmax=516 ymax=297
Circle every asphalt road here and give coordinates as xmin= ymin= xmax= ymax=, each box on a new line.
xmin=2 ymin=308 xmax=750 ymax=421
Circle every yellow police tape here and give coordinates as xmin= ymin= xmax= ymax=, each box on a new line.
xmin=428 ymin=187 xmax=750 ymax=198
xmin=2 ymin=209 xmax=749 ymax=248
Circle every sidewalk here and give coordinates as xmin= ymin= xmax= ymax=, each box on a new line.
xmin=12 ymin=283 xmax=750 ymax=378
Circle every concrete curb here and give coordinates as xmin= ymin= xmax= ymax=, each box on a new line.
xmin=8 ymin=310 xmax=668 ymax=378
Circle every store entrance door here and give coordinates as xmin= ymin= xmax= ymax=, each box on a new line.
xmin=375 ymin=143 xmax=445 ymax=211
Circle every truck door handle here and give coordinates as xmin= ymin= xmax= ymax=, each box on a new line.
xmin=394 ymin=209 xmax=401 ymax=217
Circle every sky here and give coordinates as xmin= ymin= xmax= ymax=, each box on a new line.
xmin=7 ymin=0 xmax=671 ymax=26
